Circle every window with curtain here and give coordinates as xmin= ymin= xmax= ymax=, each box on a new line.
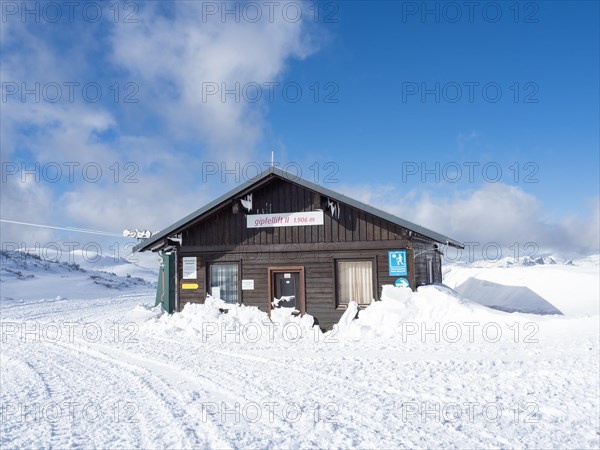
xmin=336 ymin=260 xmax=373 ymax=306
xmin=209 ymin=263 xmax=239 ymax=303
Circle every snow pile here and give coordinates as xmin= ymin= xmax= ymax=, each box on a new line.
xmin=135 ymin=281 xmax=597 ymax=346
xmin=138 ymin=295 xmax=321 ymax=345
xmin=124 ymin=303 xmax=164 ymax=322
xmin=334 ymin=284 xmax=533 ymax=341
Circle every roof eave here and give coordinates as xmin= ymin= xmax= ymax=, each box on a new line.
xmin=132 ymin=168 xmax=278 ymax=253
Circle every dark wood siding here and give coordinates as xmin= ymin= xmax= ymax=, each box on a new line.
xmin=183 ymin=177 xmax=408 ymax=247
xmin=177 ymin=255 xmax=205 ymax=307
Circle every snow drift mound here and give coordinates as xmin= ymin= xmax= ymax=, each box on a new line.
xmin=133 ymin=285 xmax=596 ymax=346
xmin=137 ymin=295 xmax=321 ymax=345
xmin=136 ymin=285 xmax=526 ymax=344
xmin=334 ymin=284 xmax=524 ymax=340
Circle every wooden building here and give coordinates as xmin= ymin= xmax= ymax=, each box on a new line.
xmin=134 ymin=167 xmax=463 ymax=330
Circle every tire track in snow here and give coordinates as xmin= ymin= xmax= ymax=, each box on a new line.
xmin=146 ymin=336 xmax=520 ymax=448
xmin=1 ymin=341 xmax=150 ymax=449
xmin=59 ymin=338 xmax=310 ymax=448
xmin=49 ymin=339 xmax=238 ymax=449
xmin=0 ymin=293 xmax=151 ymax=323
xmin=2 ymin=337 xmax=199 ymax=448
xmin=0 ymin=355 xmax=55 ymax=449
xmin=144 ymin=336 xmax=412 ymax=447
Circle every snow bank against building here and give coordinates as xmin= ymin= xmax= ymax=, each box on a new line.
xmin=132 ymin=282 xmax=598 ymax=348
xmin=334 ymin=283 xmax=598 ymax=349
xmin=134 ymin=286 xmax=489 ymax=345
xmin=335 ymin=284 xmax=503 ymax=338
xmin=134 ymin=296 xmax=321 ymax=346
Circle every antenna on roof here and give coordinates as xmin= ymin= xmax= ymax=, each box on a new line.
xmin=271 ymin=151 xmax=274 ymax=167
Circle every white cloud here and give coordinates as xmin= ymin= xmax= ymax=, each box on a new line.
xmin=59 ymin=174 xmax=212 ymax=233
xmin=108 ymin=1 xmax=316 ymax=159
xmin=1 ymin=2 xmax=318 ymax=247
xmin=0 ymin=178 xmax=55 ymax=245
xmin=457 ymin=130 xmax=480 ymax=148
xmin=339 ymin=183 xmax=600 ymax=258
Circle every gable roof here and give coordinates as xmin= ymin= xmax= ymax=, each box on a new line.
xmin=133 ymin=166 xmax=464 ymax=252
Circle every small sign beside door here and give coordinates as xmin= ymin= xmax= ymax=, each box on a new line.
xmin=182 ymin=257 xmax=197 ymax=279
xmin=394 ymin=277 xmax=410 ymax=288
xmin=388 ymin=250 xmax=407 ymax=276
xmin=242 ymin=279 xmax=254 ymax=290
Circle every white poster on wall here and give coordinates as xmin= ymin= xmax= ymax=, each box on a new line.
xmin=242 ymin=279 xmax=254 ymax=290
xmin=247 ymin=211 xmax=324 ymax=228
xmin=182 ymin=257 xmax=197 ymax=279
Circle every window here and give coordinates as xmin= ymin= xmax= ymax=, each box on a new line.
xmin=336 ymin=260 xmax=373 ymax=307
xmin=209 ymin=263 xmax=239 ymax=303
xmin=427 ymin=256 xmax=433 ymax=284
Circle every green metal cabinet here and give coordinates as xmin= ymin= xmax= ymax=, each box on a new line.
xmin=155 ymin=251 xmax=175 ymax=313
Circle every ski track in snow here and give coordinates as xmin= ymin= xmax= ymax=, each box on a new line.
xmin=1 ymin=292 xmax=599 ymax=449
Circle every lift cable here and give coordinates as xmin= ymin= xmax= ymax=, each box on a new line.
xmin=0 ymin=219 xmax=125 ymax=238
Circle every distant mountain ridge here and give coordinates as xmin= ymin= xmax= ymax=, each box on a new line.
xmin=0 ymin=250 xmax=156 ymax=304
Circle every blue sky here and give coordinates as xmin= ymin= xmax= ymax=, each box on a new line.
xmin=1 ymin=1 xmax=598 ymax=258
xmin=268 ymin=2 xmax=599 ymax=215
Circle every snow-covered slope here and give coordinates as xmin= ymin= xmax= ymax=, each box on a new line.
xmin=443 ymin=255 xmax=599 ymax=316
xmin=68 ymin=249 xmax=159 ymax=282
xmin=15 ymin=247 xmax=159 ymax=282
xmin=0 ymin=250 xmax=156 ymax=304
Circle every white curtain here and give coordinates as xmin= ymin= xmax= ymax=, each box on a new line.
xmin=210 ymin=264 xmax=239 ymax=303
xmin=337 ymin=261 xmax=373 ymax=305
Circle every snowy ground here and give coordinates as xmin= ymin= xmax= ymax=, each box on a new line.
xmin=1 ymin=252 xmax=599 ymax=449
xmin=444 ymin=255 xmax=600 ymax=316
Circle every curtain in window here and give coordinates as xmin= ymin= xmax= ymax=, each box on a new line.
xmin=337 ymin=261 xmax=373 ymax=305
xmin=210 ymin=264 xmax=239 ymax=303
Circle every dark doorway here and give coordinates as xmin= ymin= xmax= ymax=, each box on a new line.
xmin=268 ymin=266 xmax=306 ymax=316
xmin=273 ymin=272 xmax=299 ymax=308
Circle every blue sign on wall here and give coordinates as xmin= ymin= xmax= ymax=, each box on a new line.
xmin=388 ymin=250 xmax=407 ymax=276
xmin=394 ymin=277 xmax=410 ymax=288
